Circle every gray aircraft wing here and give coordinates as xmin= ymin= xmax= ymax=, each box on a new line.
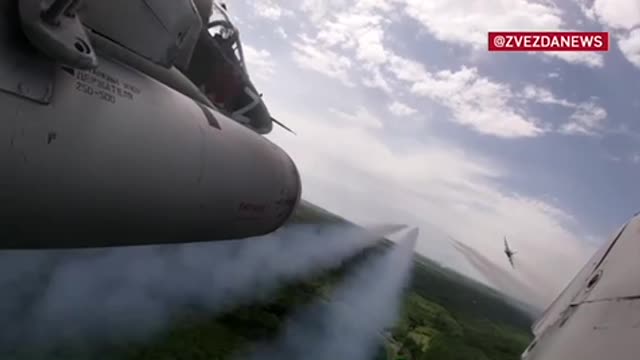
xmin=520 ymin=215 xmax=639 ymax=360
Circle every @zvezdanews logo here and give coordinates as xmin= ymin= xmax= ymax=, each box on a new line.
xmin=488 ymin=32 xmax=609 ymax=51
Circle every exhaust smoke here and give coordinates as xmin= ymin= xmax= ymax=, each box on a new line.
xmin=451 ymin=239 xmax=544 ymax=311
xmin=0 ymin=223 xmax=385 ymax=354
xmin=239 ymin=228 xmax=419 ymax=360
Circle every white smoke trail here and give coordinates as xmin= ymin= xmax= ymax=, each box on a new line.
xmin=0 ymin=223 xmax=383 ymax=352
xmin=239 ymin=228 xmax=419 ymax=360
xmin=451 ymin=239 xmax=545 ymax=312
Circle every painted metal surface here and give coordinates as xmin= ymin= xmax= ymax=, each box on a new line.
xmin=79 ymin=0 xmax=202 ymax=68
xmin=523 ymin=215 xmax=640 ymax=360
xmin=0 ymin=2 xmax=301 ymax=248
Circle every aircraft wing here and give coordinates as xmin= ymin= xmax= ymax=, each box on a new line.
xmin=520 ymin=215 xmax=638 ymax=360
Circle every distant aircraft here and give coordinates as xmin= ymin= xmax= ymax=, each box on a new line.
xmin=504 ymin=237 xmax=516 ymax=268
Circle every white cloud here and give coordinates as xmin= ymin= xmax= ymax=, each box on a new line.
xmin=276 ymin=26 xmax=289 ymax=39
xmin=561 ymin=101 xmax=608 ymax=135
xmin=388 ymin=101 xmax=417 ymax=116
xmin=287 ymin=1 xmax=608 ymax=139
xmin=315 ymin=10 xmax=390 ymax=64
xmin=618 ymin=29 xmax=640 ymax=68
xmin=520 ymin=85 xmax=576 ymax=107
xmin=292 ymin=35 xmax=355 ymax=86
xmin=544 ymin=51 xmax=604 ymax=68
xmin=403 ymin=0 xmax=604 ymax=68
xmin=519 ymin=85 xmax=609 ymax=134
xmin=408 ymin=66 xmax=544 ymax=138
xmin=301 ymin=0 xmax=393 ymax=24
xmin=577 ymin=0 xmax=640 ymax=69
xmin=295 ymin=2 xmax=395 ymax=92
xmin=288 ymin=1 xmax=603 ymax=138
xmin=589 ymin=0 xmax=640 ymax=29
xmin=238 ymin=0 xmax=606 ymax=307
xmin=242 ymin=45 xmax=276 ymax=81
xmin=265 ymin=103 xmax=594 ymax=308
xmin=301 ymin=0 xmax=350 ymax=23
xmin=329 ymin=106 xmax=384 ymax=129
xmin=386 ymin=56 xmax=608 ymax=138
xmin=252 ymin=0 xmax=293 ymax=20
xmin=403 ymin=0 xmax=563 ymax=46
xmin=362 ymin=66 xmax=393 ymax=93
xmin=547 ymin=72 xmax=560 ymax=79
xmin=387 ymin=54 xmax=430 ymax=82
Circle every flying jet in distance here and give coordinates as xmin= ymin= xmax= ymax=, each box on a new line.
xmin=0 ymin=0 xmax=302 ymax=249
xmin=504 ymin=236 xmax=516 ymax=268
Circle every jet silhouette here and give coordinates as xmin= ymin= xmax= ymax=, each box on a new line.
xmin=504 ymin=236 xmax=516 ymax=268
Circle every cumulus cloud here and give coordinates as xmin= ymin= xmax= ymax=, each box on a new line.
xmin=403 ymin=0 xmax=563 ymax=46
xmin=316 ymin=10 xmax=389 ymax=64
xmin=403 ymin=0 xmax=604 ymax=67
xmin=587 ymin=0 xmax=640 ymax=29
xmin=276 ymin=26 xmax=289 ymax=39
xmin=295 ymin=1 xmax=397 ymax=94
xmin=362 ymin=66 xmax=393 ymax=93
xmin=240 ymin=0 xmax=604 ymax=306
xmin=388 ymin=101 xmax=417 ymax=116
xmin=543 ymin=51 xmax=604 ymax=68
xmin=329 ymin=107 xmax=384 ymax=129
xmin=618 ymin=29 xmax=640 ymax=68
xmin=577 ymin=0 xmax=640 ymax=69
xmin=561 ymin=101 xmax=608 ymax=135
xmin=292 ymin=35 xmax=355 ymax=86
xmin=519 ymin=86 xmax=608 ymax=135
xmin=242 ymin=45 xmax=276 ymax=81
xmin=407 ymin=65 xmax=544 ymax=138
xmin=387 ymin=55 xmax=544 ymax=138
xmin=285 ymin=2 xmax=607 ymax=139
xmin=520 ymin=85 xmax=576 ymax=108
xmin=266 ymin=102 xmax=595 ymax=305
xmin=252 ymin=0 xmax=293 ymax=20
xmin=301 ymin=0 xmax=351 ymax=24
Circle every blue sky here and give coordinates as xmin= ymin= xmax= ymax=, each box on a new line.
xmin=223 ymin=0 xmax=640 ymax=308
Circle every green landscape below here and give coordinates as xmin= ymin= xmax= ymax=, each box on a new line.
xmin=118 ymin=200 xmax=535 ymax=360
xmin=18 ymin=200 xmax=535 ymax=360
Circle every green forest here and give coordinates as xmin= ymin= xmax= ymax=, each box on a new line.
xmin=117 ymin=202 xmax=533 ymax=360
xmin=9 ymin=201 xmax=535 ymax=360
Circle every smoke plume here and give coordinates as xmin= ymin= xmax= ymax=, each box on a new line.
xmin=0 ymin=223 xmax=384 ymax=353
xmin=451 ymin=239 xmax=544 ymax=312
xmin=239 ymin=228 xmax=418 ymax=360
